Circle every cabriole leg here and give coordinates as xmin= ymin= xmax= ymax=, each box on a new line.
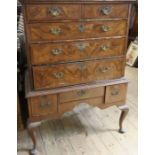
xmin=118 ymin=105 xmax=129 ymax=134
xmin=27 ymin=120 xmax=41 ymax=155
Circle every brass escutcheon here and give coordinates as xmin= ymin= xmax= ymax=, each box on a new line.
xmin=78 ymin=63 xmax=86 ymax=71
xmin=78 ymin=24 xmax=85 ymax=33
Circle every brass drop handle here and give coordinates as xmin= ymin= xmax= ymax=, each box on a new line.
xmin=75 ymin=43 xmax=89 ymax=51
xmin=100 ymin=45 xmax=109 ymax=52
xmin=51 ymin=49 xmax=62 ymax=55
xmin=101 ymin=6 xmax=112 ymax=15
xmin=51 ymin=27 xmax=61 ymax=35
xmin=78 ymin=24 xmax=85 ymax=33
xmin=49 ymin=7 xmax=61 ymax=17
xmin=77 ymin=90 xmax=86 ymax=97
xmin=99 ymin=67 xmax=110 ymax=73
xmin=40 ymin=101 xmax=51 ymax=108
xmin=101 ymin=26 xmax=111 ymax=32
xmin=111 ymin=89 xmax=119 ymax=96
xmin=53 ymin=72 xmax=64 ymax=79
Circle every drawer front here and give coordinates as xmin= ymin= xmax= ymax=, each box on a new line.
xmin=30 ymin=38 xmax=126 ymax=65
xmin=28 ymin=20 xmax=127 ymax=42
xmin=33 ymin=58 xmax=125 ymax=90
xmin=26 ymin=4 xmax=81 ymax=21
xmin=29 ymin=95 xmax=57 ymax=116
xmin=84 ymin=4 xmax=129 ymax=19
xmin=60 ymin=87 xmax=104 ymax=103
xmin=105 ymin=83 xmax=127 ymax=104
xmin=59 ymin=97 xmax=104 ymax=114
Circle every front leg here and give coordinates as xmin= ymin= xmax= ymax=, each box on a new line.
xmin=27 ymin=120 xmax=42 ymax=155
xmin=118 ymin=104 xmax=129 ymax=134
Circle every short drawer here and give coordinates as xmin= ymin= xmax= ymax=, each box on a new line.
xmin=105 ymin=83 xmax=128 ymax=104
xmin=60 ymin=87 xmax=105 ymax=103
xmin=28 ymin=20 xmax=127 ymax=42
xmin=30 ymin=38 xmax=126 ymax=65
xmin=29 ymin=95 xmax=57 ymax=116
xmin=26 ymin=4 xmax=81 ymax=21
xmin=84 ymin=4 xmax=129 ymax=19
xmin=59 ymin=97 xmax=104 ymax=114
xmin=33 ymin=58 xmax=125 ymax=90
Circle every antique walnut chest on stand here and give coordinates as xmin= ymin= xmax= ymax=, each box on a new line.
xmin=21 ymin=0 xmax=135 ymax=154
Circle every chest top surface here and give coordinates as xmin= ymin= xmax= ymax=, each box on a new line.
xmin=22 ymin=0 xmax=136 ymax=4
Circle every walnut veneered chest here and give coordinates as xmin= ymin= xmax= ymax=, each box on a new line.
xmin=21 ymin=0 xmax=135 ymax=154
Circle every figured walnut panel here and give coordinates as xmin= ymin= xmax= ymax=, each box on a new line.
xmin=28 ymin=20 xmax=127 ymax=42
xmin=59 ymin=87 xmax=105 ymax=103
xmin=30 ymin=37 xmax=126 ymax=65
xmin=29 ymin=94 xmax=57 ymax=116
xmin=84 ymin=4 xmax=129 ymax=19
xmin=33 ymin=58 xmax=125 ymax=90
xmin=26 ymin=4 xmax=81 ymax=21
xmin=105 ymin=83 xmax=127 ymax=104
